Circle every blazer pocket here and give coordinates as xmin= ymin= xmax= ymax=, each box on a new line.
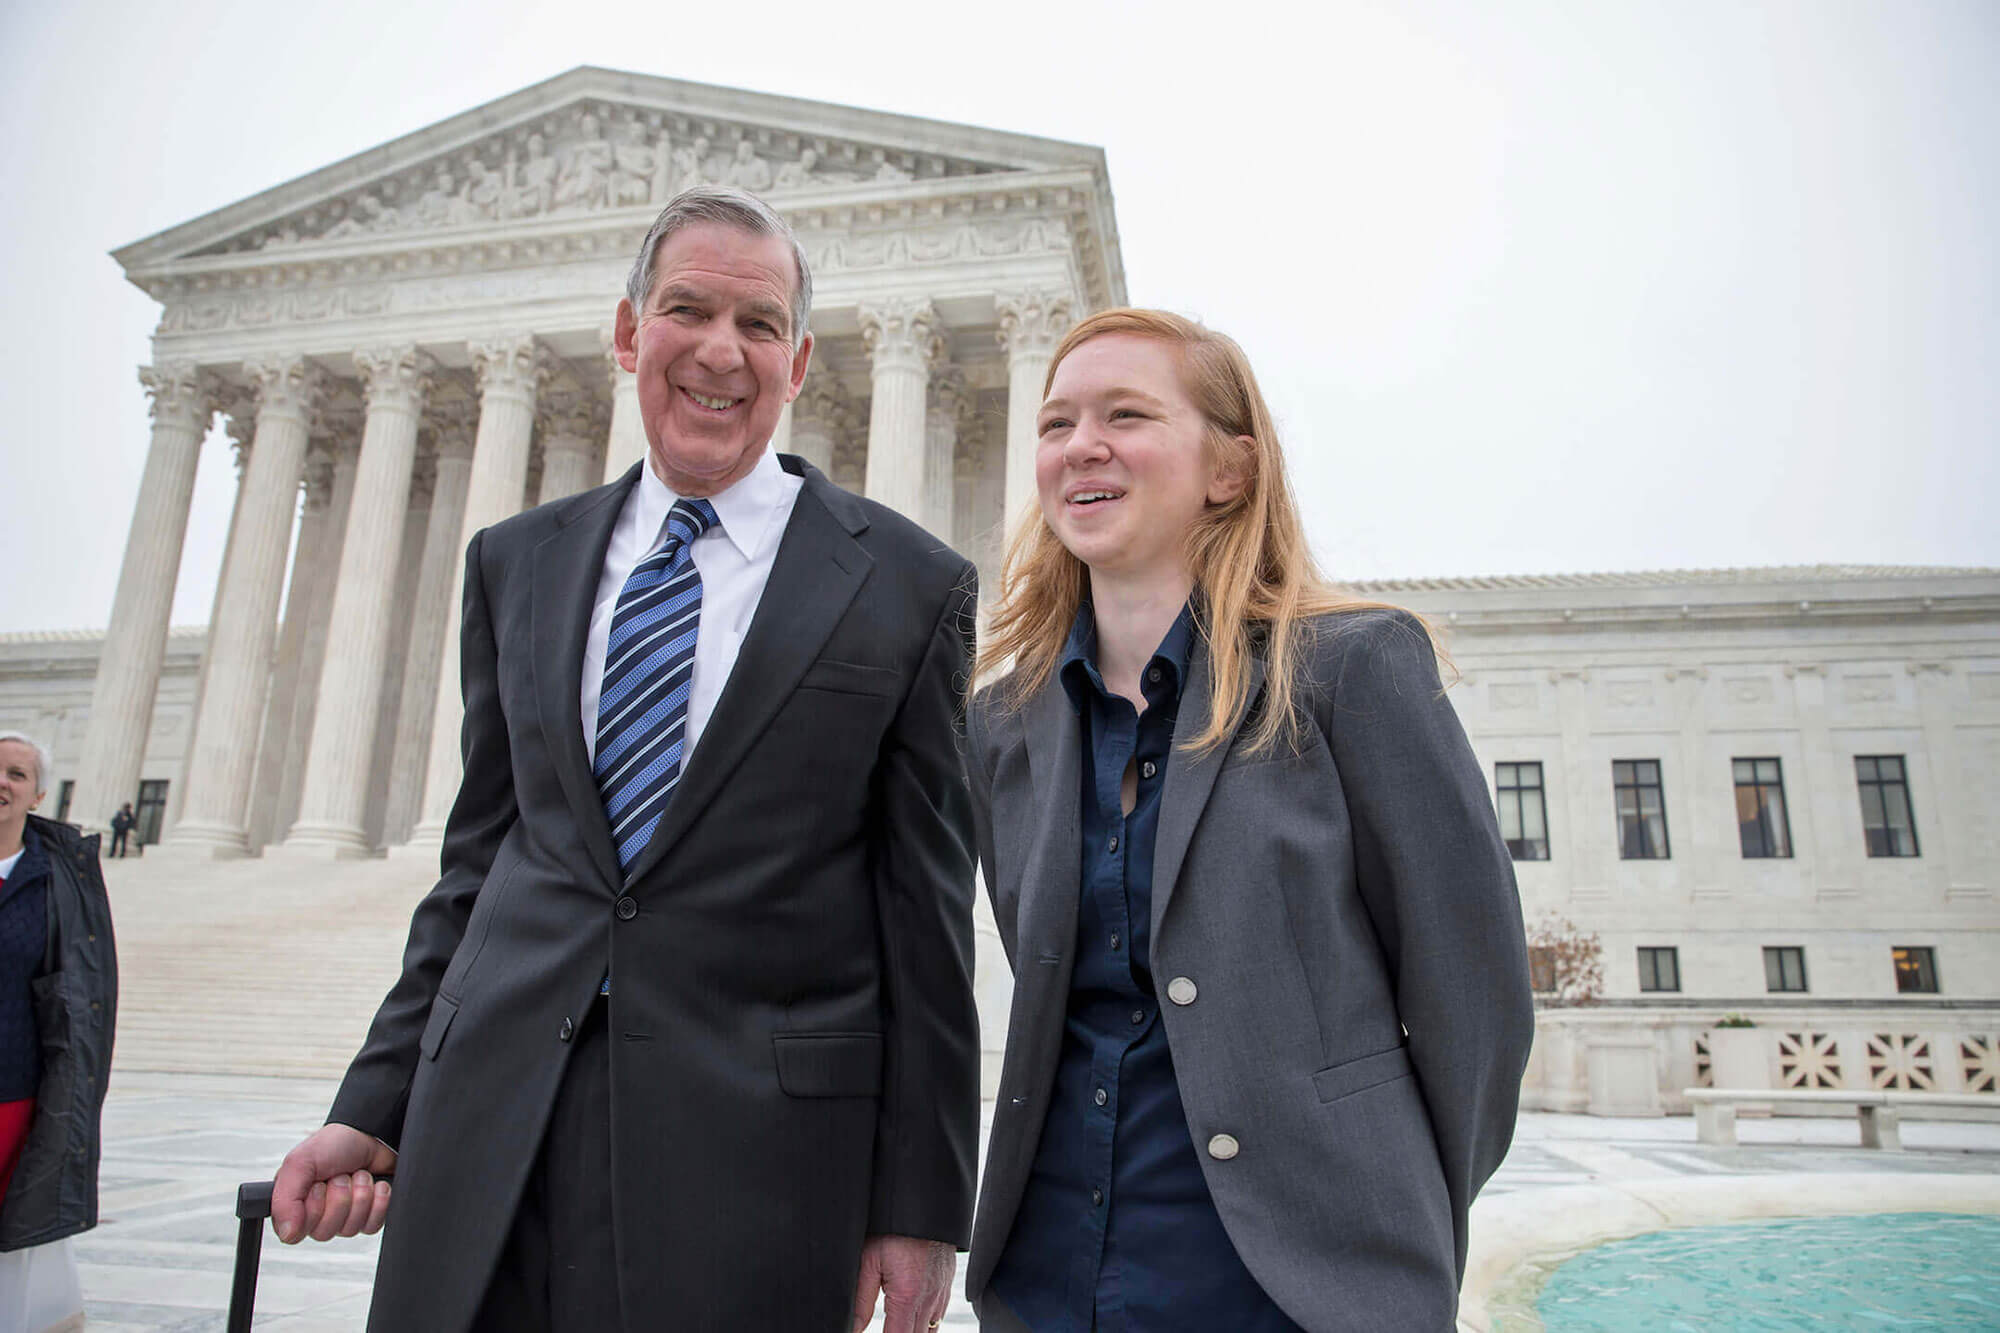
xmin=419 ymin=994 xmax=460 ymax=1061
xmin=797 ymin=659 xmax=901 ymax=699
xmin=772 ymin=1031 xmax=884 ymax=1098
xmin=1312 ymin=1043 xmax=1414 ymax=1104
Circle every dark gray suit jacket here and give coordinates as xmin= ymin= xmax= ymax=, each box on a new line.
xmin=964 ymin=608 xmax=1534 ymax=1332
xmin=329 ymin=458 xmax=981 ymax=1333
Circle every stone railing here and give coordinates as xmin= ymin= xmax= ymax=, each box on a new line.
xmin=1524 ymin=1002 xmax=2000 ymax=1116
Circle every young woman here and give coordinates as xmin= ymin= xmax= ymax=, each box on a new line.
xmin=962 ymin=310 xmax=1534 ymax=1332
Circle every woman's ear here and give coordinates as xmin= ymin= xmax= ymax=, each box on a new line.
xmin=1207 ymin=436 xmax=1253 ymax=505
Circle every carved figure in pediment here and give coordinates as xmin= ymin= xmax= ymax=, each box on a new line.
xmin=324 ymin=198 xmax=368 ymax=240
xmin=873 ymin=159 xmax=913 ymax=183
xmin=611 ymin=120 xmax=661 ymax=207
xmin=772 ymin=148 xmax=818 ymax=191
xmin=265 ymin=227 xmax=302 ymax=249
xmin=356 ymin=191 xmax=400 ymax=233
xmin=672 ymin=136 xmax=713 ymax=195
xmin=725 ymin=140 xmax=773 ymax=192
xmin=555 ymin=114 xmax=614 ymax=211
xmin=458 ymin=158 xmax=504 ymax=221
xmin=416 ymin=169 xmax=459 ymax=228
xmin=511 ymin=133 xmax=558 ymax=217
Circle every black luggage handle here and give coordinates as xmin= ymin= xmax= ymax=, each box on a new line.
xmin=228 ymin=1177 xmax=388 ymax=1333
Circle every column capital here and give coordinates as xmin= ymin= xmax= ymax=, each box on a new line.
xmin=355 ymin=344 xmax=438 ymax=416
xmin=537 ymin=374 xmax=605 ymax=451
xmin=996 ymin=289 xmax=1075 ymax=360
xmin=471 ymin=334 xmax=554 ymax=408
xmin=428 ymin=398 xmax=480 ymax=461
xmin=928 ymin=363 xmax=973 ymax=424
xmin=859 ymin=298 xmax=943 ymax=377
xmin=245 ymin=355 xmax=327 ymax=431
xmin=795 ymin=374 xmax=855 ymax=431
xmin=137 ymin=361 xmax=220 ymax=434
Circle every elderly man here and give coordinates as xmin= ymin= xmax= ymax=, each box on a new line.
xmin=272 ymin=186 xmax=980 ymax=1333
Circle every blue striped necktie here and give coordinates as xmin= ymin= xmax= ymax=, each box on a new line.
xmin=594 ymin=497 xmax=718 ymax=873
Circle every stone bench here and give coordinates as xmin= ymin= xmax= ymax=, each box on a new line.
xmin=1685 ymin=1088 xmax=2000 ymax=1150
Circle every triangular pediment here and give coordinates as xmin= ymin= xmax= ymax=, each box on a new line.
xmin=116 ymin=67 xmax=1107 ymax=270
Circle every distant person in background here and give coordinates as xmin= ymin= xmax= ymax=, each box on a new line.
xmin=0 ymin=732 xmax=118 ymax=1333
xmin=108 ymin=804 xmax=135 ymax=859
xmin=962 ymin=310 xmax=1534 ymax=1331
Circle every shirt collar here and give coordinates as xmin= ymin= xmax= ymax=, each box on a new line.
xmin=634 ymin=445 xmax=787 ymax=561
xmin=1058 ymin=599 xmax=1198 ymax=714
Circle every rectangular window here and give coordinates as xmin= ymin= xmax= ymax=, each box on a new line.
xmin=1892 ymin=946 xmax=1939 ymax=994
xmin=1856 ymin=756 xmax=1920 ymax=858
xmin=1496 ymin=762 xmax=1550 ymax=861
xmin=1763 ymin=945 xmax=1808 ymax=993
xmin=1734 ymin=758 xmax=1793 ymax=858
xmin=56 ymin=779 xmax=74 ymax=823
xmin=1637 ymin=946 xmax=1680 ymax=993
xmin=135 ymin=780 xmax=170 ymax=846
xmin=1614 ymin=760 xmax=1671 ymax=859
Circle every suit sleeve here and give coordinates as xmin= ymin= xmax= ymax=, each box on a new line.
xmin=1318 ymin=608 xmax=1534 ymax=1275
xmin=326 ymin=528 xmax=520 ymax=1148
xmin=866 ymin=563 xmax=982 ymax=1247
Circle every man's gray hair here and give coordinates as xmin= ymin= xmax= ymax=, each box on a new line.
xmin=0 ymin=730 xmax=54 ymax=797
xmin=625 ymin=186 xmax=813 ymax=339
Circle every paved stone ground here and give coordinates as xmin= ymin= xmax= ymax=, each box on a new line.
xmin=72 ymin=1071 xmax=2000 ymax=1331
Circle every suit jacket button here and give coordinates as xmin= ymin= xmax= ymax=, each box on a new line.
xmin=615 ymin=896 xmax=638 ymax=921
xmin=1207 ymin=1133 xmax=1240 ymax=1161
xmin=1167 ymin=976 xmax=1198 ymax=1006
xmin=559 ymin=1017 xmax=575 ymax=1042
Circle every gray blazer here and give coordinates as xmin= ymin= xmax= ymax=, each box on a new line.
xmin=963 ymin=608 xmax=1534 ymax=1332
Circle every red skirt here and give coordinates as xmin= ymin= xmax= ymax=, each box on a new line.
xmin=0 ymin=1096 xmax=34 ymax=1207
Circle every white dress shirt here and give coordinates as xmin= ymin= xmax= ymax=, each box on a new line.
xmin=580 ymin=447 xmax=802 ymax=766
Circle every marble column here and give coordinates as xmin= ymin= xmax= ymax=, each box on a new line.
xmin=246 ymin=449 xmax=334 ymax=852
xmin=601 ymin=326 xmax=647 ymax=484
xmin=284 ymin=346 xmax=435 ymax=855
xmin=408 ymin=335 xmax=549 ymax=848
xmin=923 ymin=368 xmax=968 ymax=539
xmin=70 ymin=362 xmax=217 ymax=833
xmin=166 ymin=356 xmax=323 ymax=857
xmin=1550 ymin=668 xmax=1605 ymax=902
xmin=1909 ymin=662 xmax=1985 ymax=902
xmin=790 ymin=379 xmax=844 ymax=478
xmin=1667 ymin=666 xmax=1729 ymax=902
xmin=1789 ymin=664 xmax=1859 ymax=901
xmin=271 ymin=440 xmax=358 ymax=847
xmin=996 ymin=290 xmax=1072 ymax=532
xmin=860 ymin=298 xmax=941 ymax=521
xmin=364 ymin=455 xmax=434 ymax=845
xmin=384 ymin=412 xmax=475 ymax=846
xmin=537 ymin=388 xmax=602 ymax=504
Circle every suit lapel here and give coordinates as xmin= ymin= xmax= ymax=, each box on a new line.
xmin=622 ymin=467 xmax=871 ymax=886
xmin=530 ymin=465 xmax=639 ymax=894
xmin=1151 ymin=637 xmax=1266 ymax=944
xmin=1012 ymin=679 xmax=1085 ymax=966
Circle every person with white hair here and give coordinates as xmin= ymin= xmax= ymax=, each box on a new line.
xmin=0 ymin=731 xmax=118 ymax=1333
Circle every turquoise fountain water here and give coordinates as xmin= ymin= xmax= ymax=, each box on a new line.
xmin=1518 ymin=1212 xmax=2000 ymax=1331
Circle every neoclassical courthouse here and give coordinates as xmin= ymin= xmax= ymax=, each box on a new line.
xmin=4 ymin=69 xmax=1996 ymax=1113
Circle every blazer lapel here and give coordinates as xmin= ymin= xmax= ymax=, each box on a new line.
xmin=530 ymin=465 xmax=639 ymax=894
xmin=1012 ymin=678 xmax=1085 ymax=967
xmin=1151 ymin=637 xmax=1266 ymax=944
xmin=622 ymin=466 xmax=870 ymax=886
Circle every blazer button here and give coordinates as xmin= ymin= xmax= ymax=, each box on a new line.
xmin=1207 ymin=1133 xmax=1240 ymax=1161
xmin=1167 ymin=976 xmax=1198 ymax=1006
xmin=615 ymin=896 xmax=638 ymax=921
xmin=559 ymin=1017 xmax=575 ymax=1042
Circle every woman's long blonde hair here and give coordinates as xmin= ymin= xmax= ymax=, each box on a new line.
xmin=975 ymin=307 xmax=1441 ymax=755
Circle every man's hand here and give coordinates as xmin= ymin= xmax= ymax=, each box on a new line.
xmin=271 ymin=1122 xmax=398 ymax=1244
xmin=850 ymin=1233 xmax=955 ymax=1332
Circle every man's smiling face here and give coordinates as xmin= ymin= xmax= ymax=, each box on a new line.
xmin=614 ymin=221 xmax=812 ymax=497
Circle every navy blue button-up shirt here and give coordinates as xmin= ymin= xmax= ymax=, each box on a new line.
xmin=990 ymin=604 xmax=1299 ymax=1332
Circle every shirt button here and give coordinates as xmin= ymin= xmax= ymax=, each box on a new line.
xmin=615 ymin=896 xmax=638 ymax=921
xmin=1207 ymin=1133 xmax=1240 ymax=1161
xmin=1147 ymin=666 xmax=1162 ymax=683
xmin=1091 ymin=1188 xmax=1104 ymax=1206
xmin=1130 ymin=1009 xmax=1146 ymax=1025
xmin=559 ymin=1017 xmax=575 ymax=1042
xmin=1167 ymin=976 xmax=1198 ymax=1006
xmin=1140 ymin=760 xmax=1157 ymax=779
xmin=1093 ymin=1087 xmax=1108 ymax=1107
xmin=1109 ymin=933 xmax=1121 ymax=951
xmin=1107 ymin=835 xmax=1119 ymax=853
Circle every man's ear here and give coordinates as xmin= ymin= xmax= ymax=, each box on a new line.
xmin=1207 ymin=435 xmax=1254 ymax=505
xmin=612 ymin=298 xmax=640 ymax=374
xmin=787 ymin=331 xmax=814 ymax=402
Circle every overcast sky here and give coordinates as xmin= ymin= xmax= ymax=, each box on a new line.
xmin=4 ymin=0 xmax=1994 ymax=633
